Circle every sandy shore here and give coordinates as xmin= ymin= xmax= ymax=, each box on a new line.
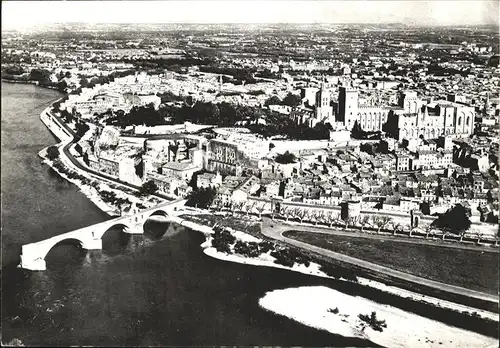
xmin=259 ymin=286 xmax=497 ymax=348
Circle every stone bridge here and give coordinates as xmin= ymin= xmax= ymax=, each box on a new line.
xmin=19 ymin=199 xmax=187 ymax=271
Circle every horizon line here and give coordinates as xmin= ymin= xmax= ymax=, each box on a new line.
xmin=5 ymin=22 xmax=498 ymax=28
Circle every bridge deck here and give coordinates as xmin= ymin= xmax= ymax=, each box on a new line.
xmin=22 ymin=199 xmax=186 ymax=249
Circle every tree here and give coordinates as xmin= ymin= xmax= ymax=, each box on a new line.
xmin=79 ymin=77 xmax=90 ymax=88
xmin=459 ymin=230 xmax=466 ymax=242
xmin=244 ymin=201 xmax=256 ymax=216
xmin=186 ymin=187 xmax=217 ymax=209
xmin=295 ymin=209 xmax=308 ymax=224
xmin=316 ymin=211 xmax=326 ymax=225
xmin=255 ymin=203 xmax=266 ymax=218
xmin=358 ymin=311 xmax=387 ymax=332
xmin=75 ymin=121 xmax=90 ymax=139
xmin=138 ymin=180 xmax=158 ymax=196
xmin=211 ymin=197 xmax=223 ymax=211
xmin=313 ymin=211 xmax=323 ymax=225
xmin=392 ymin=222 xmax=402 ymax=236
xmin=431 ymin=204 xmax=472 ymax=235
xmin=359 ymin=215 xmax=370 ymax=232
xmin=57 ymin=80 xmax=68 ymax=92
xmin=275 ymin=151 xmax=296 ymax=164
xmin=233 ymin=200 xmax=245 ymax=215
xmin=326 ymin=212 xmax=337 ymax=227
xmin=281 ymin=92 xmax=302 ymax=107
xmin=379 ymin=216 xmax=392 ymax=233
xmin=264 ymin=95 xmax=282 ymax=107
xmin=82 ymin=152 xmax=90 ymax=166
xmin=116 ymin=197 xmax=131 ymax=216
xmin=371 ymin=216 xmax=382 ymax=233
xmin=281 ymin=206 xmax=291 ymax=221
xmin=475 ymin=230 xmax=483 ymax=244
xmin=425 ymin=225 xmax=434 ymax=239
xmin=29 ymin=68 xmax=51 ymax=85
xmin=46 ymin=146 xmax=59 ymax=160
xmin=441 ymin=231 xmax=448 ymax=241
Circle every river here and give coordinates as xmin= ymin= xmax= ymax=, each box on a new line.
xmin=1 ymin=82 xmax=377 ymax=346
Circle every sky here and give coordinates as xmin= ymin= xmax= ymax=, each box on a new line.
xmin=2 ymin=0 xmax=499 ymax=29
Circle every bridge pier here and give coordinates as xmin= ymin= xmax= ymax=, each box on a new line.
xmin=123 ymin=223 xmax=145 ymax=235
xmin=19 ymin=255 xmax=46 ymax=271
xmin=81 ymin=238 xmax=102 ymax=250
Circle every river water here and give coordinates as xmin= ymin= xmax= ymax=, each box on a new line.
xmin=1 ymin=82 xmax=376 ymax=346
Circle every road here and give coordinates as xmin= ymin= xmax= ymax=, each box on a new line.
xmin=270 ymin=218 xmax=498 ymax=253
xmin=260 ymin=217 xmax=499 ymax=305
xmin=46 ymin=109 xmax=173 ymax=201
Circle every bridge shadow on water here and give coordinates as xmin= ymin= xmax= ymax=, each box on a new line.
xmin=100 ymin=224 xmax=133 ymax=256
xmin=44 ymin=239 xmax=87 ymax=270
xmin=143 ymin=220 xmax=181 ymax=241
xmin=143 ymin=211 xmax=182 ymax=241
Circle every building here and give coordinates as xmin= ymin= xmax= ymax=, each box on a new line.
xmin=197 ymin=172 xmax=223 ymax=189
xmin=232 ymin=175 xmax=261 ymax=203
xmin=394 ymin=98 xmax=475 ymax=140
xmin=207 ymin=139 xmax=244 ymax=176
xmin=337 ymin=87 xmax=475 ymax=138
xmin=314 ymin=84 xmax=334 ymax=124
xmin=395 ymin=152 xmax=412 ymax=171
xmin=161 ymin=161 xmax=202 ymax=181
xmin=400 ymin=197 xmax=421 ymax=213
xmin=216 ymin=176 xmax=245 ymax=206
xmin=147 ymin=172 xmax=180 ymax=196
xmin=263 ymin=180 xmax=281 ymax=198
xmin=96 ymin=149 xmax=142 ymax=185
xmin=123 ymin=93 xmax=161 ymax=109
xmin=338 ymin=86 xmax=360 ymax=130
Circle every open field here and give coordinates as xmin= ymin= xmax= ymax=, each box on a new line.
xmin=283 ymin=231 xmax=499 ymax=295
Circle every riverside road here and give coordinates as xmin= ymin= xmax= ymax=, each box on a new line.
xmin=45 ymin=109 xmax=173 ymax=201
xmin=261 ymin=217 xmax=499 ymax=306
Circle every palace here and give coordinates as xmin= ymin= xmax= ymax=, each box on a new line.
xmin=337 ymin=88 xmax=475 ymax=140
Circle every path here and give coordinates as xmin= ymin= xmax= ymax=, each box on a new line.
xmin=261 ymin=218 xmax=499 ymax=305
xmin=270 ymin=218 xmax=498 ymax=253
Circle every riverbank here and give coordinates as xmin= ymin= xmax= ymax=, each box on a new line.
xmin=1 ymin=78 xmax=60 ymax=90
xmin=1 ymin=78 xmax=37 ymax=85
xmin=259 ymin=286 xmax=497 ymax=348
xmin=198 ymin=225 xmax=498 ymax=323
xmin=39 ymin=146 xmax=163 ymax=217
xmin=37 ymin=97 xmax=168 ymax=217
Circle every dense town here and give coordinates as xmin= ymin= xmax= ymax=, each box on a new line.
xmin=3 ymin=0 xmax=500 ymax=343
xmin=3 ymin=23 xmax=499 ymax=243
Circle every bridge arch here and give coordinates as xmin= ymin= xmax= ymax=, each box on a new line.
xmin=98 ymin=222 xmax=132 ymax=238
xmin=99 ymin=222 xmax=133 ymax=254
xmin=142 ymin=209 xmax=173 ymax=240
xmin=145 ymin=209 xmax=170 ymax=219
xmin=41 ymin=237 xmax=87 ymax=266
